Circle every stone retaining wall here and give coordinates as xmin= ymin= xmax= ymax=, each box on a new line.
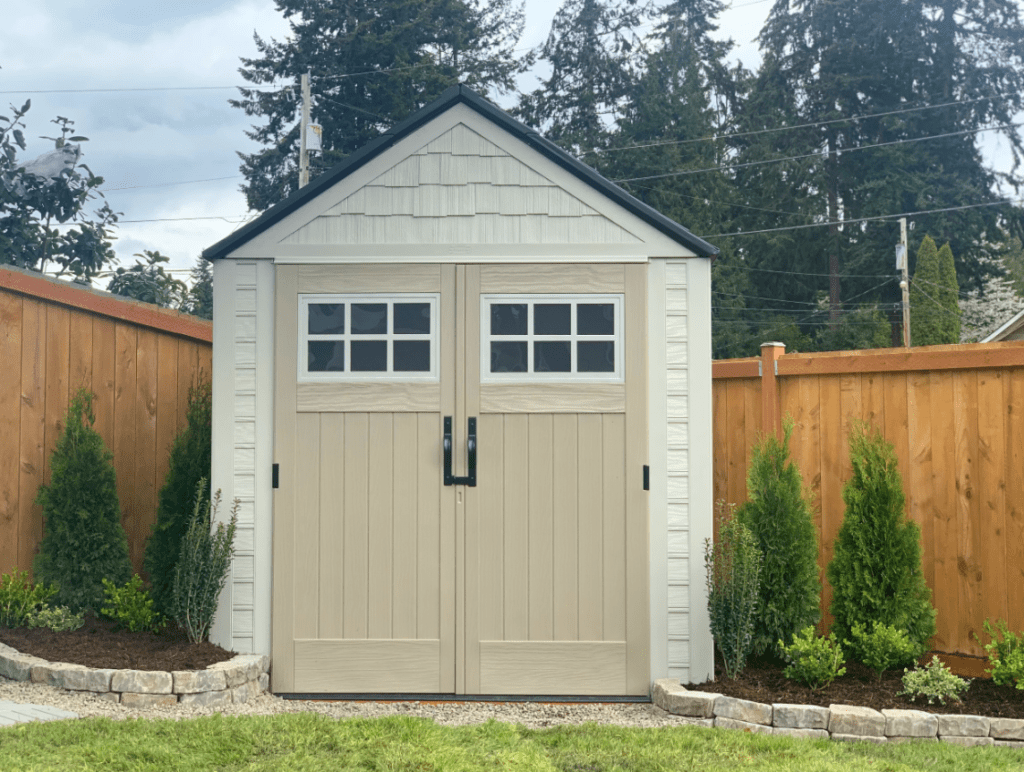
xmin=652 ymin=680 xmax=1024 ymax=748
xmin=0 ymin=643 xmax=269 ymax=708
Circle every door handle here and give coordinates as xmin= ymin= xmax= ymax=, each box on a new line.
xmin=443 ymin=416 xmax=477 ymax=487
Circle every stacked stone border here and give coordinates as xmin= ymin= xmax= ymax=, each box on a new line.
xmin=0 ymin=643 xmax=269 ymax=708
xmin=653 ymin=680 xmax=1024 ymax=748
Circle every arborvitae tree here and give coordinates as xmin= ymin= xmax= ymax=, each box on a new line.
xmin=143 ymin=380 xmax=212 ymax=616
xmin=737 ymin=423 xmax=820 ymax=657
xmin=827 ymin=422 xmax=936 ymax=653
xmin=181 ymin=257 xmax=213 ymax=320
xmin=33 ymin=389 xmax=132 ymax=613
xmin=911 ymin=235 xmax=961 ymax=345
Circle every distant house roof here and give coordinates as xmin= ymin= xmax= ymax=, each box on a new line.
xmin=203 ymin=84 xmax=719 ymax=261
xmin=982 ymin=307 xmax=1024 ymax=342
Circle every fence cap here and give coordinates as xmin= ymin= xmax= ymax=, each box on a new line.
xmin=760 ymin=341 xmax=787 ymax=349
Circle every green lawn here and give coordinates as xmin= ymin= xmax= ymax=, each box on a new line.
xmin=0 ymin=714 xmax=1018 ymax=771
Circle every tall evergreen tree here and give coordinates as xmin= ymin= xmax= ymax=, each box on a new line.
xmin=910 ymin=234 xmax=961 ymax=345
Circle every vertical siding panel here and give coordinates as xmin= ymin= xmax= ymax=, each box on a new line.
xmin=293 ymin=412 xmax=320 ymax=639
xmin=907 ymin=373 xmax=935 ymax=609
xmin=113 ymin=324 xmax=137 ymax=552
xmin=0 ymin=292 xmax=23 ymax=572
xmin=417 ymin=413 xmax=441 ymax=640
xmin=602 ymin=413 xmax=626 ymax=642
xmin=67 ymin=311 xmax=93 ymax=394
xmin=132 ymin=329 xmax=159 ymax=572
xmin=503 ymin=414 xmax=529 ymax=641
xmin=18 ymin=300 xmax=46 ymax=574
xmin=392 ymin=413 xmax=418 ymax=639
xmin=551 ymin=413 xmax=578 ymax=640
xmin=318 ymin=414 xmax=345 ymax=639
xmin=343 ymin=413 xmax=369 ymax=638
xmin=930 ymin=372 xmax=959 ymax=652
xmin=478 ymin=414 xmax=505 ymax=642
xmin=953 ymin=371 xmax=981 ymax=655
xmin=43 ymin=305 xmax=70 ymax=489
xmin=977 ymin=370 xmax=1007 ymax=631
xmin=1006 ymin=370 xmax=1024 ymax=634
xmin=527 ymin=414 xmax=554 ymax=641
xmin=91 ymin=318 xmax=116 ymax=447
xmin=577 ymin=413 xmax=603 ymax=641
xmin=367 ymin=413 xmax=394 ymax=639
xmin=817 ymin=374 xmax=842 ymax=630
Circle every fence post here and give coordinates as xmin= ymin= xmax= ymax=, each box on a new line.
xmin=760 ymin=342 xmax=786 ymax=440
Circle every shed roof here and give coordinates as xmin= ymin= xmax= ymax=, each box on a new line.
xmin=204 ymin=85 xmax=718 ymax=260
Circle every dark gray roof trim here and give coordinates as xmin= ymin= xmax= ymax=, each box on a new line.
xmin=203 ymin=85 xmax=719 ymax=260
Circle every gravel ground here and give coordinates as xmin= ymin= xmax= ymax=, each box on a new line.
xmin=0 ymin=675 xmax=700 ymax=729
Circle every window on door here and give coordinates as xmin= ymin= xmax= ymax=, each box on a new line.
xmin=298 ymin=294 xmax=439 ymax=381
xmin=481 ymin=295 xmax=623 ymax=382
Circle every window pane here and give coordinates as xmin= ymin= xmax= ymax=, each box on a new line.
xmin=394 ymin=302 xmax=431 ymax=334
xmin=491 ymin=303 xmax=528 ymax=335
xmin=535 ymin=341 xmax=571 ymax=372
xmin=351 ymin=303 xmax=388 ymax=334
xmin=351 ymin=340 xmax=387 ymax=371
xmin=577 ymin=303 xmax=615 ymax=335
xmin=308 ymin=341 xmax=345 ymax=371
xmin=577 ymin=341 xmax=614 ymax=372
xmin=394 ymin=340 xmax=430 ymax=372
xmin=534 ymin=303 xmax=571 ymax=335
xmin=490 ymin=341 xmax=528 ymax=372
xmin=308 ymin=303 xmax=345 ymax=335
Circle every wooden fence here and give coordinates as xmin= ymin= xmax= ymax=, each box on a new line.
xmin=0 ymin=266 xmax=213 ymax=578
xmin=713 ymin=341 xmax=1024 ymax=657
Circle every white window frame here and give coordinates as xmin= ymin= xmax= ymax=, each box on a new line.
xmin=298 ymin=293 xmax=440 ymax=382
xmin=480 ymin=294 xmax=624 ymax=383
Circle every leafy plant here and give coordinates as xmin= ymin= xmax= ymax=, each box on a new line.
xmin=100 ymin=575 xmax=165 ymax=633
xmin=0 ymin=571 xmax=57 ymax=628
xmin=172 ymin=481 xmax=238 ymax=644
xmin=975 ymin=619 xmax=1024 ymax=690
xmin=779 ymin=626 xmax=847 ymax=690
xmin=705 ymin=502 xmax=762 ymax=679
xmin=736 ymin=422 xmax=820 ymax=656
xmin=847 ymin=622 xmax=923 ymax=680
xmin=900 ymin=656 xmax=971 ymax=705
xmin=33 ymin=389 xmax=133 ymax=614
xmin=25 ymin=605 xmax=84 ymax=632
xmin=826 ymin=422 xmax=936 ymax=652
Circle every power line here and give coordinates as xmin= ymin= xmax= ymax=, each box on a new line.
xmin=104 ymin=175 xmax=241 ymax=192
xmin=0 ymin=84 xmax=287 ymax=95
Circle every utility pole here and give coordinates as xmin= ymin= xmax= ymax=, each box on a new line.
xmin=898 ymin=217 xmax=911 ymax=347
xmin=299 ymin=70 xmax=311 ymax=188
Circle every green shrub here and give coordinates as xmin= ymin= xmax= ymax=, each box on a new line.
xmin=780 ymin=626 xmax=846 ymax=690
xmin=976 ymin=619 xmax=1024 ymax=690
xmin=144 ymin=379 xmax=212 ymax=617
xmin=172 ymin=482 xmax=238 ymax=644
xmin=705 ymin=502 xmax=762 ymax=679
xmin=26 ymin=605 xmax=84 ymax=632
xmin=0 ymin=571 xmax=58 ymax=628
xmin=101 ymin=575 xmax=165 ymax=633
xmin=900 ymin=656 xmax=971 ymax=705
xmin=737 ymin=422 xmax=820 ymax=656
xmin=33 ymin=389 xmax=133 ymax=614
xmin=826 ymin=422 xmax=936 ymax=651
xmin=847 ymin=621 xmax=923 ymax=680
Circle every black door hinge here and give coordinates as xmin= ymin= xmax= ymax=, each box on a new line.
xmin=643 ymin=465 xmax=650 ymax=491
xmin=272 ymin=463 xmax=279 ymax=489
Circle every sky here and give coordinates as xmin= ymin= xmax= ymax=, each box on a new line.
xmin=1 ymin=0 xmax=1016 ymax=286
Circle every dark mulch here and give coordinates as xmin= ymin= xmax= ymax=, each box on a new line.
xmin=0 ymin=615 xmax=235 ymax=671
xmin=687 ymin=654 xmax=1024 ymax=719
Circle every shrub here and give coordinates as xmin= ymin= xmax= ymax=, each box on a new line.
xmin=826 ymin=422 xmax=936 ymax=651
xmin=0 ymin=570 xmax=57 ymax=628
xmin=172 ymin=482 xmax=238 ymax=644
xmin=737 ymin=422 xmax=820 ymax=656
xmin=779 ymin=626 xmax=846 ymax=690
xmin=26 ymin=605 xmax=84 ymax=632
xmin=144 ymin=379 xmax=212 ymax=617
xmin=847 ymin=621 xmax=923 ymax=680
xmin=33 ymin=389 xmax=132 ymax=614
xmin=976 ymin=619 xmax=1024 ymax=690
xmin=900 ymin=656 xmax=971 ymax=705
xmin=705 ymin=502 xmax=762 ymax=679
xmin=101 ymin=575 xmax=165 ymax=633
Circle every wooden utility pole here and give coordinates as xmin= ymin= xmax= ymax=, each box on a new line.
xmin=299 ymin=70 xmax=311 ymax=188
xmin=899 ymin=217 xmax=911 ymax=347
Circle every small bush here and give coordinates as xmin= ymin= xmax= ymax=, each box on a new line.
xmin=976 ymin=619 xmax=1024 ymax=690
xmin=780 ymin=626 xmax=846 ymax=690
xmin=26 ymin=605 xmax=84 ymax=632
xmin=847 ymin=621 xmax=923 ymax=680
xmin=900 ymin=656 xmax=971 ymax=705
xmin=705 ymin=502 xmax=762 ymax=679
xmin=101 ymin=575 xmax=165 ymax=633
xmin=0 ymin=571 xmax=58 ymax=628
xmin=172 ymin=482 xmax=238 ymax=644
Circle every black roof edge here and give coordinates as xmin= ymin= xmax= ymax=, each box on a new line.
xmin=203 ymin=84 xmax=719 ymax=260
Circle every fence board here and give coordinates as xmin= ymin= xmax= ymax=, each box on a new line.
xmin=0 ymin=292 xmax=22 ymax=573
xmin=1006 ymin=370 xmax=1024 ymax=634
xmin=18 ymin=300 xmax=46 ymax=573
xmin=132 ymin=329 xmax=160 ymax=572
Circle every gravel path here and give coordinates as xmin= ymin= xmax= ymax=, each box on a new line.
xmin=0 ymin=675 xmax=700 ymax=729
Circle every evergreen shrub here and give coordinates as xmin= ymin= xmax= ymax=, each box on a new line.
xmin=827 ymin=422 xmax=936 ymax=652
xmin=737 ymin=422 xmax=820 ymax=656
xmin=33 ymin=389 xmax=132 ymax=614
xmin=172 ymin=482 xmax=238 ymax=644
xmin=976 ymin=619 xmax=1024 ymax=690
xmin=900 ymin=656 xmax=971 ymax=705
xmin=0 ymin=570 xmax=57 ymax=627
xmin=847 ymin=621 xmax=923 ymax=680
xmin=26 ymin=605 xmax=84 ymax=632
xmin=101 ymin=575 xmax=165 ymax=633
xmin=144 ymin=379 xmax=212 ymax=616
xmin=779 ymin=626 xmax=846 ymax=690
xmin=705 ymin=502 xmax=762 ymax=679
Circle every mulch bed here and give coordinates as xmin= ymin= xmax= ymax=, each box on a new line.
xmin=687 ymin=654 xmax=1024 ymax=719
xmin=0 ymin=615 xmax=235 ymax=672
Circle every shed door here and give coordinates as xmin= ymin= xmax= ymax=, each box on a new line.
xmin=273 ymin=263 xmax=648 ymax=695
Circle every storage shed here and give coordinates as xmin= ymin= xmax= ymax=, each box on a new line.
xmin=203 ymin=85 xmax=717 ymax=696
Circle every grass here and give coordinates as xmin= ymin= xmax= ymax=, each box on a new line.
xmin=0 ymin=713 xmax=1019 ymax=771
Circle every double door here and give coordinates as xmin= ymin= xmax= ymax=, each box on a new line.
xmin=272 ymin=262 xmax=649 ymax=695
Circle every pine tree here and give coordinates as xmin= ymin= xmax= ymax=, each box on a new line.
xmin=181 ymin=257 xmax=213 ymax=320
xmin=33 ymin=389 xmax=132 ymax=614
xmin=911 ymin=235 xmax=961 ymax=345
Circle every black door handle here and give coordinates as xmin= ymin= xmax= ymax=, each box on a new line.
xmin=443 ymin=416 xmax=477 ymax=486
